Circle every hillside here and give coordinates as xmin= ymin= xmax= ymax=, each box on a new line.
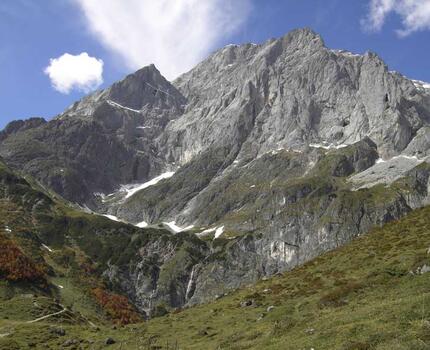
xmin=1 ymin=27 xmax=430 ymax=349
xmin=1 ymin=199 xmax=430 ymax=349
xmin=144 ymin=205 xmax=430 ymax=349
xmin=0 ymin=158 xmax=210 ymax=324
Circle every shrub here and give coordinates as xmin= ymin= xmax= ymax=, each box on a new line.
xmin=0 ymin=234 xmax=45 ymax=282
xmin=92 ymin=287 xmax=141 ymax=325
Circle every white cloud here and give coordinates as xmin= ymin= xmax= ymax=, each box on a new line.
xmin=44 ymin=52 xmax=104 ymax=94
xmin=363 ymin=0 xmax=430 ymax=36
xmin=73 ymin=0 xmax=252 ymax=80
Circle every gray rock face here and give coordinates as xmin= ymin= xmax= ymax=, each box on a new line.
xmin=349 ymin=155 xmax=429 ymax=189
xmin=1 ymin=28 xmax=430 ymax=315
xmin=165 ymin=28 xmax=430 ymax=165
xmin=0 ymin=65 xmax=186 ymax=204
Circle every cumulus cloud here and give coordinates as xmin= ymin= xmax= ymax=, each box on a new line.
xmin=73 ymin=0 xmax=252 ymax=80
xmin=44 ymin=52 xmax=104 ymax=94
xmin=362 ymin=0 xmax=430 ymax=36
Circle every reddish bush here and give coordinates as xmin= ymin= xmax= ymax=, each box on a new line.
xmin=0 ymin=234 xmax=45 ymax=282
xmin=92 ymin=287 xmax=141 ymax=325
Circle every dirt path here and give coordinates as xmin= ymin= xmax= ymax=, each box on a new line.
xmin=0 ymin=303 xmax=98 ymax=341
xmin=26 ymin=306 xmax=67 ymax=324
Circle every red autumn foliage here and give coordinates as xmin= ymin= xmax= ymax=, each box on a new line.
xmin=92 ymin=287 xmax=141 ymax=325
xmin=0 ymin=234 xmax=45 ymax=282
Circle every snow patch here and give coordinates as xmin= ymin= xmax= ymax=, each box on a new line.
xmin=181 ymin=225 xmax=195 ymax=232
xmin=164 ymin=221 xmax=194 ymax=233
xmin=136 ymin=126 xmax=152 ymax=129
xmin=42 ymin=244 xmax=53 ymax=253
xmin=214 ymin=226 xmax=225 ymax=239
xmin=103 ymin=214 xmax=120 ymax=222
xmin=270 ymin=148 xmax=283 ymax=155
xmin=412 ymin=80 xmax=430 ymax=90
xmin=57 ymin=285 xmax=64 ymax=289
xmin=250 ymin=185 xmax=256 ymax=188
xmin=107 ymin=99 xmax=142 ymax=113
xmin=124 ymin=172 xmax=175 ymax=199
xmin=135 ymin=220 xmax=148 ymax=228
xmin=268 ymin=147 xmax=303 ymax=156
xmin=200 ymin=227 xmax=217 ymax=235
xmin=332 ymin=49 xmax=361 ymax=58
xmin=309 ymin=143 xmax=349 ymax=150
xmin=4 ymin=226 xmax=11 ymax=233
xmin=197 ymin=226 xmax=225 ymax=239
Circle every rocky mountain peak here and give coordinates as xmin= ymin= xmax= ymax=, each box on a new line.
xmin=61 ymin=63 xmax=186 ymax=120
xmin=107 ymin=63 xmax=186 ymax=111
xmin=174 ymin=28 xmax=325 ymax=94
xmin=279 ymin=27 xmax=325 ymax=50
xmin=2 ymin=28 xmax=430 ymax=206
xmin=165 ymin=29 xmax=430 ymax=167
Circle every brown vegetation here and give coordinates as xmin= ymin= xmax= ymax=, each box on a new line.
xmin=0 ymin=233 xmax=45 ymax=282
xmin=92 ymin=287 xmax=141 ymax=325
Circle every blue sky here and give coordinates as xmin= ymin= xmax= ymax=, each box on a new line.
xmin=1 ymin=0 xmax=430 ymax=129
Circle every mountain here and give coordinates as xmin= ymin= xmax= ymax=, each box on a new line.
xmin=1 ymin=27 xmax=430 ymax=319
xmin=2 ymin=29 xmax=429 ymax=206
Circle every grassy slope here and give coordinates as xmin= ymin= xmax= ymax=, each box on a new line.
xmin=141 ymin=205 xmax=430 ymax=350
xmin=1 ymin=204 xmax=430 ymax=349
